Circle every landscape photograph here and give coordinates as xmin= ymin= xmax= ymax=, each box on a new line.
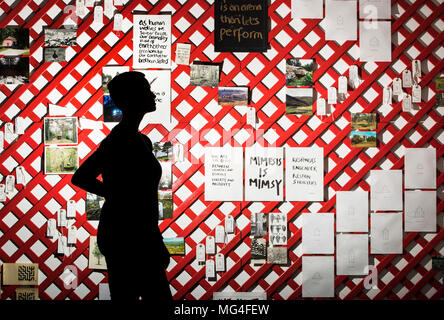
xmin=286 ymin=59 xmax=314 ymax=87
xmin=218 ymin=87 xmax=249 ymax=106
xmin=350 ymin=131 xmax=377 ymax=148
xmin=351 ymin=113 xmax=377 ymax=131
xmin=286 ymin=87 xmax=313 ymax=115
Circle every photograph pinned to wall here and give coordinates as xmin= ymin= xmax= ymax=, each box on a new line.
xmin=267 ymin=247 xmax=287 ymax=265
xmin=251 ymin=212 xmax=267 ymax=237
xmin=286 ymin=88 xmax=313 ymax=115
xmin=251 ymin=238 xmax=266 ymax=265
xmin=286 ymin=59 xmax=313 ymax=87
xmin=351 ymin=113 xmax=377 ymax=131
xmin=44 ymin=146 xmax=79 ymax=174
xmin=163 ymin=237 xmax=185 ymax=255
xmin=43 ymin=47 xmax=66 ymax=62
xmin=436 ymin=92 xmax=444 ymax=107
xmin=190 ymin=62 xmax=220 ymax=87
xmin=434 ymin=76 xmax=444 ymax=92
xmin=44 ymin=117 xmax=78 ymax=145
xmin=350 ymin=131 xmax=377 ymax=148
xmin=89 ymin=236 xmax=107 ymax=270
xmin=0 ymin=56 xmax=29 ymax=84
xmin=218 ymin=87 xmax=249 ymax=106
xmin=214 ymin=0 xmax=268 ymax=52
xmin=86 ymin=192 xmax=105 ymax=220
xmin=0 ymin=28 xmax=29 ymax=56
xmin=269 ymin=212 xmax=287 ymax=246
xmin=153 ymin=141 xmax=173 ymax=220
xmin=133 ymin=14 xmax=171 ymax=69
xmin=136 ymin=69 xmax=171 ymax=125
xmin=44 ymin=28 xmax=77 ymax=47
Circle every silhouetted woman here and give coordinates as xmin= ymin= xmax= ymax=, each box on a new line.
xmin=72 ymin=71 xmax=172 ymax=304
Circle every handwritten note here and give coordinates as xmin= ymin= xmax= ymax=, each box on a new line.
xmin=245 ymin=147 xmax=284 ymax=201
xmin=285 ymin=147 xmax=324 ymax=201
xmin=214 ymin=0 xmax=268 ymax=52
xmin=133 ymin=14 xmax=171 ymax=68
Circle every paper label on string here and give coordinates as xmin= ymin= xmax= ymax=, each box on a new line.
xmin=412 ymin=60 xmax=421 ymax=83
xmin=93 ymin=6 xmax=103 ymax=25
xmin=15 ymin=117 xmax=25 ymax=135
xmin=67 ymin=226 xmax=77 ymax=244
xmin=317 ymin=98 xmax=326 ymax=116
xmin=338 ymin=76 xmax=348 ymax=94
xmin=348 ymin=65 xmax=359 ymax=89
xmin=402 ymin=70 xmax=412 ymax=88
xmin=0 ymin=184 xmax=6 ymax=202
xmin=104 ymin=0 xmax=114 ymax=18
xmin=225 ymin=216 xmax=234 ymax=234
xmin=215 ymin=225 xmax=225 ymax=244
xmin=58 ymin=209 xmax=67 ymax=227
xmin=113 ymin=13 xmax=123 ymax=31
xmin=175 ymin=43 xmax=191 ymax=65
xmin=67 ymin=200 xmax=76 ymax=218
xmin=402 ymin=94 xmax=412 ymax=111
xmin=47 ymin=219 xmax=57 ymax=238
xmin=206 ymin=236 xmax=216 ymax=255
xmin=392 ymin=78 xmax=402 ymax=96
xmin=328 ymin=87 xmax=337 ymax=105
xmin=215 ymin=253 xmax=225 ymax=272
xmin=412 ymin=85 xmax=421 ymax=103
xmin=383 ymin=86 xmax=392 ymax=105
xmin=0 ymin=131 xmax=4 ymax=151
xmin=196 ymin=244 xmax=205 ymax=263
xmin=246 ymin=107 xmax=256 ymax=127
xmin=6 ymin=175 xmax=15 ymax=194
xmin=85 ymin=0 xmax=94 ymax=7
xmin=5 ymin=123 xmax=17 ymax=144
xmin=205 ymin=260 xmax=215 ymax=279
xmin=173 ymin=144 xmax=184 ymax=162
xmin=15 ymin=166 xmax=26 ymax=185
xmin=76 ymin=0 xmax=87 ymax=17
xmin=114 ymin=0 xmax=123 ymax=6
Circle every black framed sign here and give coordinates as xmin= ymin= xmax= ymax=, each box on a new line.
xmin=214 ymin=0 xmax=268 ymax=52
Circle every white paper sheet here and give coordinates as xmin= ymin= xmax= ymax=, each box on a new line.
xmin=336 ymin=190 xmax=369 ymax=232
xmin=370 ymin=212 xmax=403 ymax=254
xmin=285 ymin=147 xmax=324 ymax=202
xmin=370 ymin=170 xmax=403 ymax=211
xmin=325 ymin=0 xmax=357 ymax=42
xmin=204 ymin=147 xmax=243 ymax=201
xmin=359 ymin=21 xmax=392 ymax=62
xmin=404 ymin=191 xmax=436 ymax=232
xmin=337 ymin=234 xmax=369 ymax=276
xmin=302 ymin=256 xmax=335 ymax=298
xmin=291 ymin=0 xmax=323 ymax=19
xmin=404 ymin=148 xmax=436 ymax=189
xmin=302 ymin=213 xmax=334 ymax=254
xmin=245 ymin=147 xmax=284 ymax=201
xmin=359 ymin=0 xmax=391 ymax=19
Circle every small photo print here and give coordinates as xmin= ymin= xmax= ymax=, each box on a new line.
xmin=44 ymin=47 xmax=66 ymax=62
xmin=163 ymin=237 xmax=185 ymax=255
xmin=251 ymin=212 xmax=267 ymax=237
xmin=286 ymin=59 xmax=314 ymax=87
xmin=0 ymin=56 xmax=29 ymax=84
xmin=218 ymin=87 xmax=249 ymax=106
xmin=103 ymin=95 xmax=122 ymax=122
xmin=158 ymin=189 xmax=173 ymax=220
xmin=190 ymin=62 xmax=220 ymax=87
xmin=251 ymin=238 xmax=266 ymax=265
xmin=286 ymin=87 xmax=313 ymax=115
xmin=436 ymin=92 xmax=444 ymax=107
xmin=44 ymin=117 xmax=78 ymax=145
xmin=89 ymin=236 xmax=107 ymax=270
xmin=435 ymin=76 xmax=444 ymax=92
xmin=350 ymin=131 xmax=377 ymax=148
xmin=0 ymin=28 xmax=29 ymax=56
xmin=44 ymin=146 xmax=79 ymax=174
xmin=44 ymin=28 xmax=77 ymax=47
xmin=351 ymin=113 xmax=377 ymax=131
xmin=153 ymin=141 xmax=173 ymax=161
xmin=267 ymin=247 xmax=287 ymax=265
xmin=86 ymin=192 xmax=105 ymax=220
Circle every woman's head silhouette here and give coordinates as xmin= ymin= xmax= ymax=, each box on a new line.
xmin=107 ymin=71 xmax=157 ymax=116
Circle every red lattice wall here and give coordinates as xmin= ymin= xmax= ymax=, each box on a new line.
xmin=0 ymin=0 xmax=443 ymax=300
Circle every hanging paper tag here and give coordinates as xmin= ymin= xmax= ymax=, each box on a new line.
xmin=402 ymin=94 xmax=412 ymax=111
xmin=113 ymin=13 xmax=123 ymax=31
xmin=67 ymin=200 xmax=76 ymax=218
xmin=5 ymin=175 xmax=15 ymax=194
xmin=196 ymin=243 xmax=206 ymax=263
xmin=215 ymin=253 xmax=225 ymax=272
xmin=206 ymin=236 xmax=216 ymax=255
xmin=392 ymin=78 xmax=402 ymax=96
xmin=0 ymin=131 xmax=4 ymax=152
xmin=348 ymin=65 xmax=359 ymax=89
xmin=246 ymin=107 xmax=256 ymax=127
xmin=5 ymin=123 xmax=17 ymax=144
xmin=383 ymin=86 xmax=392 ymax=105
xmin=85 ymin=0 xmax=94 ymax=7
xmin=173 ymin=144 xmax=184 ymax=162
xmin=67 ymin=226 xmax=77 ymax=244
xmin=47 ymin=219 xmax=57 ymax=238
xmin=328 ymin=87 xmax=337 ymax=105
xmin=0 ymin=184 xmax=6 ymax=202
xmin=205 ymin=260 xmax=216 ymax=279
xmin=412 ymin=84 xmax=421 ymax=103
xmin=317 ymin=98 xmax=326 ymax=116
xmin=402 ymin=70 xmax=413 ymax=88
xmin=15 ymin=166 xmax=26 ymax=185
xmin=114 ymin=0 xmax=123 ymax=6
xmin=412 ymin=60 xmax=421 ymax=84
xmin=215 ymin=225 xmax=225 ymax=244
xmin=15 ymin=117 xmax=25 ymax=135
xmin=57 ymin=209 xmax=67 ymax=227
xmin=225 ymin=216 xmax=234 ymax=234
xmin=93 ymin=6 xmax=103 ymax=25
xmin=338 ymin=76 xmax=348 ymax=94
xmin=57 ymin=235 xmax=66 ymax=254
xmin=76 ymin=0 xmax=87 ymax=17
xmin=104 ymin=0 xmax=114 ymax=18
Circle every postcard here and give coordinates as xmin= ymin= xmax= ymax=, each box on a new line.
xmin=190 ymin=62 xmax=220 ymax=87
xmin=88 ymin=236 xmax=107 ymax=270
xmin=218 ymin=87 xmax=249 ymax=106
xmin=286 ymin=59 xmax=314 ymax=87
xmin=350 ymin=131 xmax=377 ymax=148
xmin=286 ymin=87 xmax=313 ymax=115
xmin=163 ymin=237 xmax=185 ymax=255
xmin=351 ymin=113 xmax=377 ymax=131
xmin=44 ymin=146 xmax=79 ymax=174
xmin=44 ymin=117 xmax=78 ymax=145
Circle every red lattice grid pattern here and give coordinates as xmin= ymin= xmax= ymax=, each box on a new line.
xmin=0 ymin=0 xmax=443 ymax=300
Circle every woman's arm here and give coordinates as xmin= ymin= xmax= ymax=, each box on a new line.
xmin=71 ymin=146 xmax=107 ymax=198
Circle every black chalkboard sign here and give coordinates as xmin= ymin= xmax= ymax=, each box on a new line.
xmin=214 ymin=0 xmax=268 ymax=52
